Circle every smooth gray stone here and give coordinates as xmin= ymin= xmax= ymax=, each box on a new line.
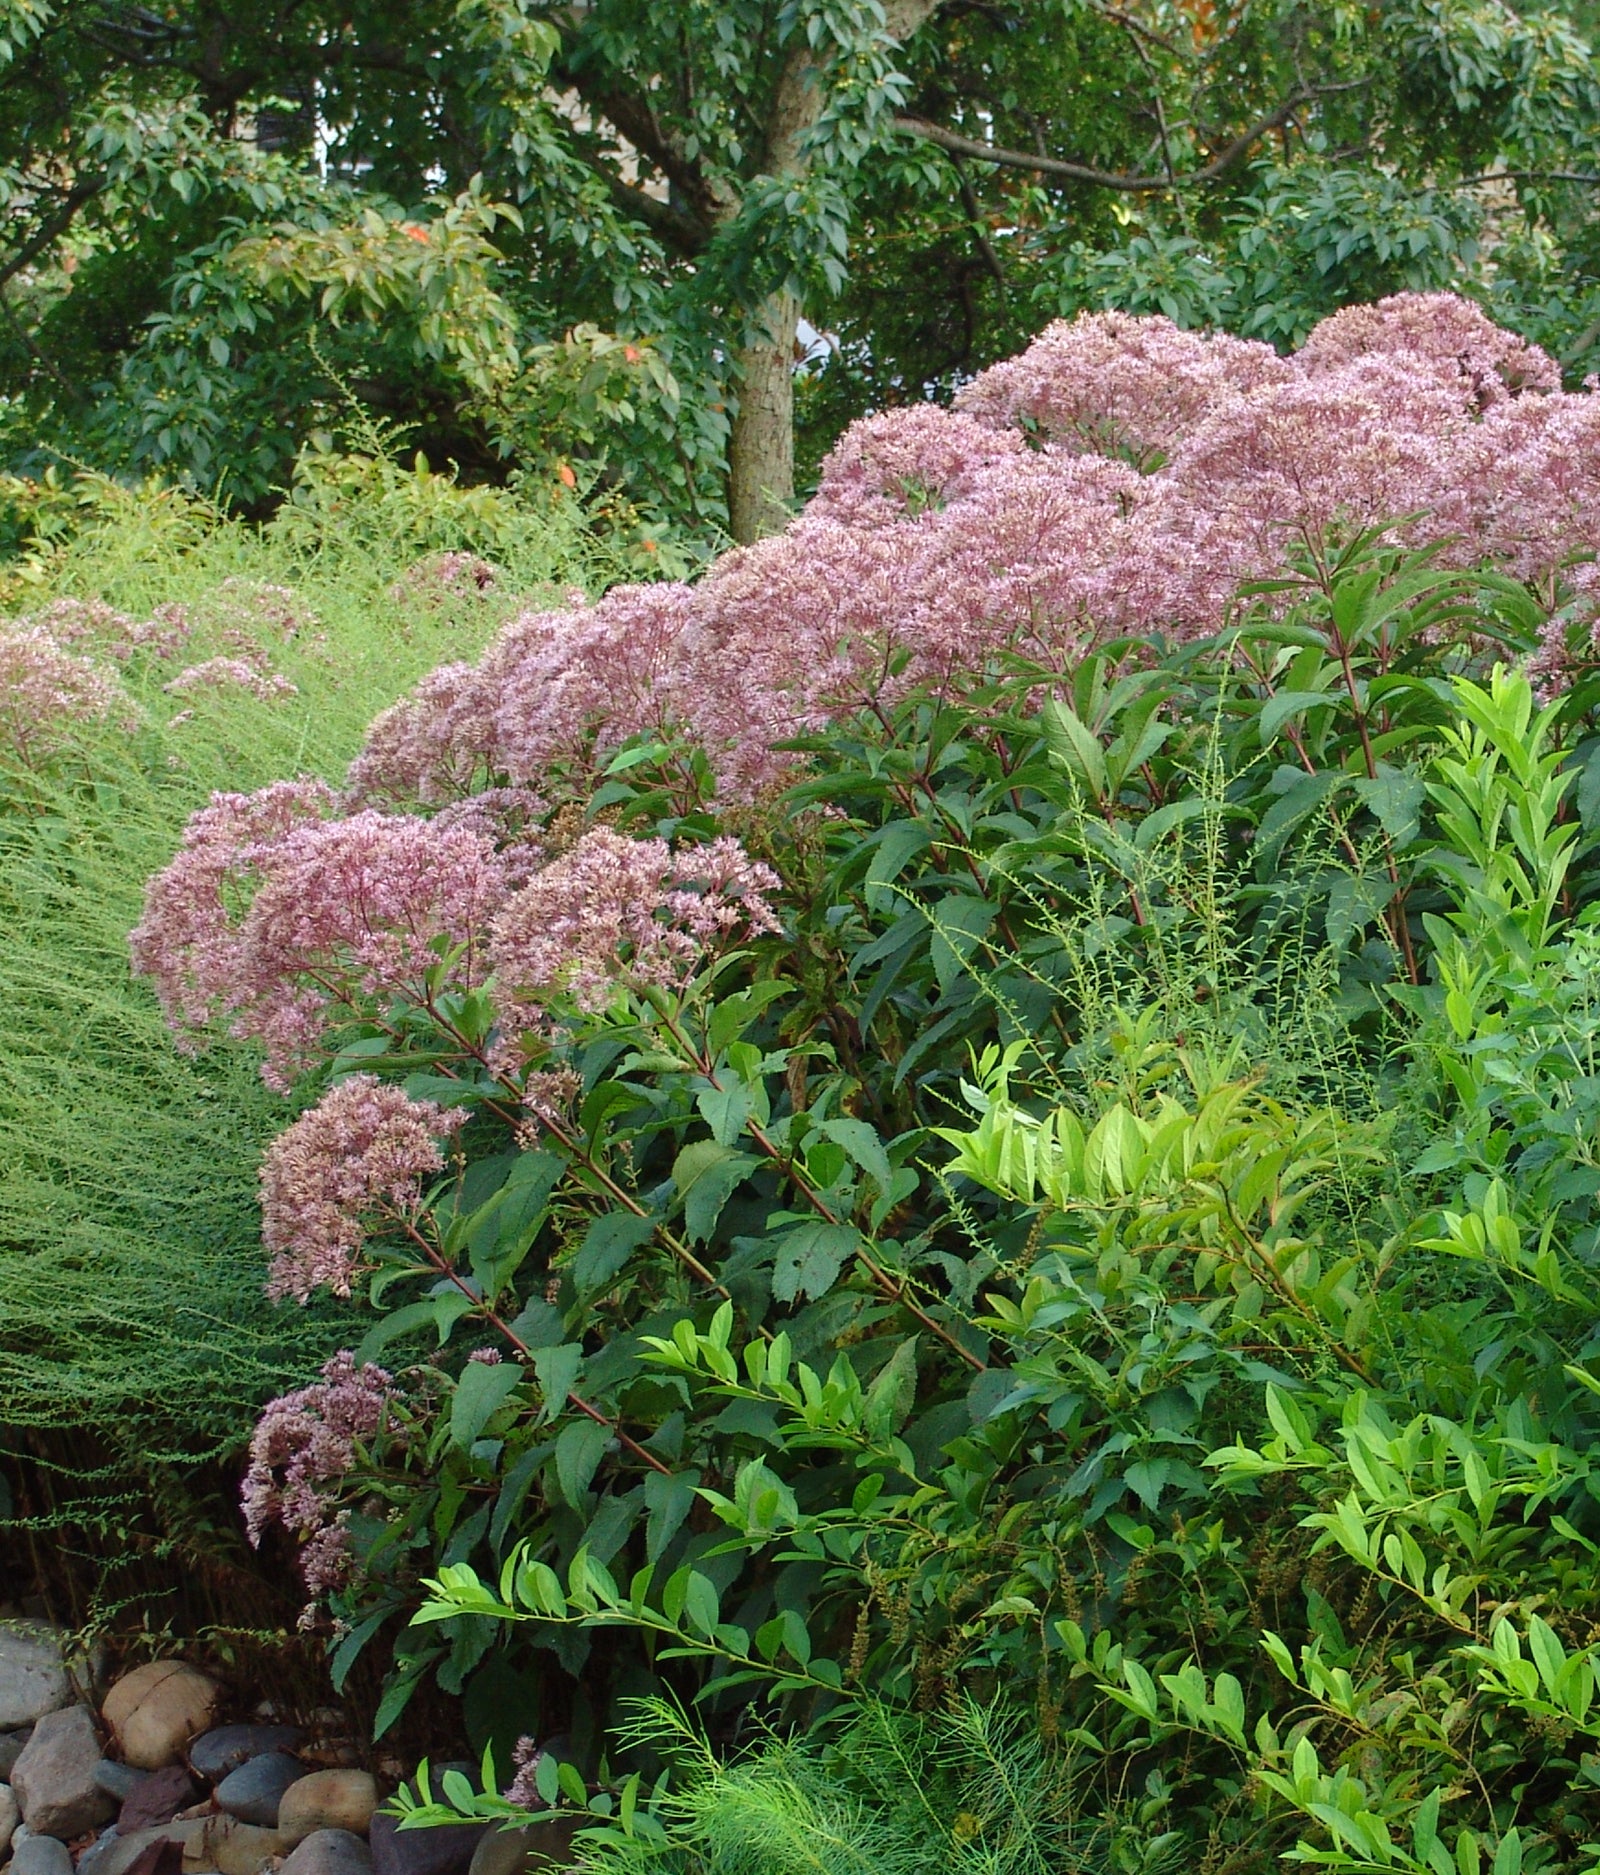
xmin=12 ymin=1833 xmax=73 ymax=1875
xmin=0 ymin=1731 xmax=29 ymax=1782
xmin=94 ymin=1761 xmax=143 ymax=1803
xmin=280 ymin=1829 xmax=374 ymax=1875
xmin=73 ymin=1824 xmax=121 ymax=1875
xmin=213 ymin=1752 xmax=307 ymax=1828
xmin=187 ymin=1728 xmax=302 ymax=1785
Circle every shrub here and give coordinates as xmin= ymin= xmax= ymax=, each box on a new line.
xmin=139 ymin=295 xmax=1600 ymax=1868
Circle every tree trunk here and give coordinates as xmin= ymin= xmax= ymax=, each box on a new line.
xmin=725 ymin=0 xmax=943 ymax=543
xmin=728 ymin=288 xmax=800 ymax=544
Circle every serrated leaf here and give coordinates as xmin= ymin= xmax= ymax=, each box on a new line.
xmin=554 ymin=1416 xmax=610 ymax=1505
xmin=771 ymin=1220 xmax=858 ymax=1302
xmin=450 ymin=1360 xmax=522 ymax=1449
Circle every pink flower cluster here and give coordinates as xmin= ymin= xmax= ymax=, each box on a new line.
xmin=135 ymin=782 xmax=779 ymax=1085
xmin=490 ymin=827 xmax=782 ymax=1025
xmin=338 ymin=293 xmax=1600 ymax=801
xmin=241 ymin=1351 xmax=394 ymax=1602
xmin=131 ymin=783 xmax=507 ymax=1088
xmin=163 ymin=657 xmax=300 ymax=701
xmin=260 ymin=1074 xmax=464 ymax=1300
xmin=0 ymin=624 xmax=137 ymax=768
xmin=387 ymin=552 xmax=503 ymax=607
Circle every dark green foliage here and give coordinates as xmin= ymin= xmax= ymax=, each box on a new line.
xmin=11 ymin=3 xmax=1600 ymax=526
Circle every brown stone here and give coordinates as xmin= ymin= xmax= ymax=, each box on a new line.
xmin=277 ymin=1771 xmax=377 ymax=1845
xmin=11 ymin=1705 xmax=116 ymax=1839
xmin=102 ymin=1666 xmax=218 ymax=1773
xmin=200 ymin=1815 xmax=293 ymax=1875
xmin=119 ymin=1766 xmax=202 ymax=1833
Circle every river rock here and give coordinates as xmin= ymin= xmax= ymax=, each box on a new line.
xmin=10 ymin=1704 xmax=115 ymax=1839
xmin=74 ymin=1824 xmax=121 ymax=1875
xmin=94 ymin=1761 xmax=143 ymax=1804
xmin=0 ymin=1626 xmax=71 ymax=1732
xmin=277 ymin=1772 xmax=376 ymax=1844
xmin=280 ymin=1829 xmax=373 ymax=1875
xmin=369 ymin=1811 xmax=485 ymax=1875
xmin=0 ymin=1781 xmax=17 ymax=1857
xmin=11 ymin=1830 xmax=73 ymax=1875
xmin=81 ymin=1818 xmax=211 ymax=1875
xmin=200 ymin=1815 xmax=293 ymax=1875
xmin=465 ymin=1821 xmax=580 ymax=1875
xmin=103 ymin=1666 xmax=218 ymax=1772
xmin=188 ymin=1728 xmax=302 ymax=1785
xmin=0 ymin=1730 xmax=29 ymax=1781
xmin=120 ymin=1766 xmax=202 ymax=1832
xmin=214 ymin=1753 xmax=306 ymax=1828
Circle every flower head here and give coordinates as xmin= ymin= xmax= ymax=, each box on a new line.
xmin=0 ymin=625 xmax=136 ymax=767
xmin=133 ymin=790 xmax=507 ymax=1088
xmin=490 ymin=828 xmax=780 ymax=1025
xmin=955 ymin=310 xmax=1291 ymax=466
xmin=241 ymin=1352 xmax=395 ymax=1604
xmin=260 ymin=1076 xmax=465 ymax=1300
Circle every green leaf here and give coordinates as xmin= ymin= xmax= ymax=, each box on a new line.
xmin=450 ymin=1360 xmax=523 ymax=1450
xmin=554 ymin=1416 xmax=610 ymax=1505
xmin=532 ymin=1343 xmax=583 ymax=1419
xmin=1352 ymin=772 xmax=1426 ymax=845
xmin=673 ymin=1141 xmax=760 ymax=1244
xmin=644 ymin=1469 xmax=698 ymax=1563
xmin=928 ymin=896 xmax=997 ymax=994
xmin=771 ymin=1220 xmax=859 ymax=1303
xmin=816 ymin=1116 xmax=893 ymax=1192
xmin=697 ymin=1079 xmax=753 ymax=1146
xmin=572 ymin=1211 xmax=656 ymax=1295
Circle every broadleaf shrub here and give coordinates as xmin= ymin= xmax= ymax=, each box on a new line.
xmin=138 ymin=295 xmax=1600 ymax=1869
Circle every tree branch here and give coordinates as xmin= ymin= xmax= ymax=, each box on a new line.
xmin=894 ymin=88 xmax=1327 ymax=192
xmin=0 ymin=178 xmax=103 ymax=293
xmin=577 ymin=147 xmax=715 ymax=254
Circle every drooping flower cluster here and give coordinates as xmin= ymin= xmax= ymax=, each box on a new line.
xmin=338 ymin=293 xmax=1600 ymax=803
xmin=490 ymin=827 xmax=782 ymax=1025
xmin=167 ymin=577 xmax=317 ymax=643
xmin=259 ymin=1074 xmax=465 ymax=1300
xmin=505 ymin=1737 xmax=548 ymax=1809
xmin=240 ymin=1351 xmax=395 ymax=1603
xmin=387 ymin=551 xmax=504 ymax=608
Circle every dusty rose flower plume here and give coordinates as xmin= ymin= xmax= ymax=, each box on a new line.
xmin=133 ymin=790 xmax=509 ymax=1090
xmin=0 ymin=626 xmax=137 ymax=769
xmin=163 ymin=657 xmax=299 ymax=702
xmin=489 ymin=828 xmax=780 ymax=1031
xmin=241 ymin=1351 xmax=394 ymax=1612
xmin=260 ymin=1074 xmax=465 ymax=1301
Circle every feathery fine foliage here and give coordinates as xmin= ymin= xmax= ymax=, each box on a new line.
xmin=0 ymin=447 xmax=627 ymax=1622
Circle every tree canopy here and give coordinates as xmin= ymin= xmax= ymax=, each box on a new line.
xmin=5 ymin=0 xmax=1600 ymax=538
